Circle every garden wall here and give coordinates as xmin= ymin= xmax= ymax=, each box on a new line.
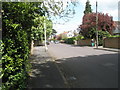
xmin=103 ymin=37 xmax=120 ymax=49
xmin=77 ymin=39 xmax=92 ymax=46
xmin=34 ymin=40 xmax=44 ymax=46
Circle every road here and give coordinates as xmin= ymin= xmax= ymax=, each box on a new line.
xmin=48 ymin=43 xmax=118 ymax=88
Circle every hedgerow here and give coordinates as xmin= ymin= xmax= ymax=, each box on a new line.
xmin=2 ymin=2 xmax=53 ymax=89
xmin=2 ymin=2 xmax=40 ymax=89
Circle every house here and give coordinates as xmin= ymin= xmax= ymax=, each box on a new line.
xmin=67 ymin=31 xmax=74 ymax=38
xmin=112 ymin=21 xmax=120 ymax=35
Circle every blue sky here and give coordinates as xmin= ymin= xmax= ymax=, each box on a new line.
xmin=52 ymin=0 xmax=118 ymax=34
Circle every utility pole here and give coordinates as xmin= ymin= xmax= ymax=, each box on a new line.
xmin=96 ymin=1 xmax=98 ymax=48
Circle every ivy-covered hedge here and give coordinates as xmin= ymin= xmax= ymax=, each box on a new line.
xmin=2 ymin=28 xmax=29 ymax=89
xmin=2 ymin=2 xmax=53 ymax=89
xmin=2 ymin=2 xmax=41 ymax=89
xmin=0 ymin=40 xmax=3 ymax=90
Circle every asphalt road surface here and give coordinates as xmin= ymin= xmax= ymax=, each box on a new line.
xmin=48 ymin=43 xmax=118 ymax=88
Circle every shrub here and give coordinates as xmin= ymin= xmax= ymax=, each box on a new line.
xmin=109 ymin=35 xmax=120 ymax=38
xmin=2 ymin=2 xmax=33 ymax=89
xmin=0 ymin=40 xmax=3 ymax=89
xmin=65 ymin=37 xmax=76 ymax=44
xmin=98 ymin=30 xmax=111 ymax=46
xmin=75 ymin=35 xmax=84 ymax=40
xmin=2 ymin=29 xmax=30 ymax=89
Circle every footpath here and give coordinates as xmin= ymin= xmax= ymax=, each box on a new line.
xmin=27 ymin=46 xmax=67 ymax=89
xmin=94 ymin=46 xmax=120 ymax=52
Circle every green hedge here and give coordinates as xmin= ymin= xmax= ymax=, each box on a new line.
xmin=2 ymin=2 xmax=34 ymax=89
xmin=2 ymin=27 xmax=30 ymax=89
xmin=109 ymin=35 xmax=120 ymax=38
xmin=65 ymin=37 xmax=76 ymax=44
xmin=97 ymin=31 xmax=111 ymax=46
xmin=0 ymin=40 xmax=3 ymax=90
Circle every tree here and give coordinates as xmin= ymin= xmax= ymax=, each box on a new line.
xmin=31 ymin=15 xmax=52 ymax=41
xmin=84 ymin=0 xmax=92 ymax=14
xmin=52 ymin=29 xmax=57 ymax=35
xmin=79 ymin=12 xmax=115 ymax=39
xmin=79 ymin=12 xmax=115 ymax=45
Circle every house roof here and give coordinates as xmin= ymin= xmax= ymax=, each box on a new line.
xmin=113 ymin=27 xmax=120 ymax=34
xmin=114 ymin=21 xmax=120 ymax=25
xmin=114 ymin=21 xmax=120 ymax=28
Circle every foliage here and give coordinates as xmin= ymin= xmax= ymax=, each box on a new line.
xmin=0 ymin=40 xmax=3 ymax=79
xmin=97 ymin=30 xmax=111 ymax=46
xmin=109 ymin=35 xmax=120 ymax=37
xmin=80 ymin=13 xmax=115 ymax=39
xmin=61 ymin=33 xmax=68 ymax=40
xmin=75 ymin=35 xmax=84 ymax=40
xmin=2 ymin=29 xmax=29 ymax=89
xmin=2 ymin=2 xmax=43 ymax=89
xmin=84 ymin=0 xmax=92 ymax=14
xmin=31 ymin=15 xmax=52 ymax=41
xmin=46 ymin=0 xmax=79 ymax=23
xmin=52 ymin=29 xmax=57 ymax=35
xmin=46 ymin=19 xmax=53 ymax=38
xmin=65 ymin=37 xmax=76 ymax=44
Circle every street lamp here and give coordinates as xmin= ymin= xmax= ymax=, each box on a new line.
xmin=96 ymin=1 xmax=98 ymax=48
xmin=44 ymin=14 xmax=48 ymax=51
xmin=43 ymin=1 xmax=48 ymax=51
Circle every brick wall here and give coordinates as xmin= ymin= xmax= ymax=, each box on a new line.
xmin=77 ymin=39 xmax=92 ymax=46
xmin=103 ymin=37 xmax=120 ymax=49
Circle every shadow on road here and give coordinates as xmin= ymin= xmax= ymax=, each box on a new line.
xmin=27 ymin=46 xmax=119 ymax=89
xmin=55 ymin=53 xmax=118 ymax=88
xmin=27 ymin=54 xmax=66 ymax=89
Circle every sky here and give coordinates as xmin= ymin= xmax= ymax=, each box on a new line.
xmin=52 ymin=0 xmax=119 ymax=34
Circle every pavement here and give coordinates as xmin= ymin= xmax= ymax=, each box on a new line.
xmin=27 ymin=46 xmax=67 ymax=89
xmin=94 ymin=46 xmax=120 ymax=52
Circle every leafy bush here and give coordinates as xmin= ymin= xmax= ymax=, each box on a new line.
xmin=65 ymin=37 xmax=76 ymax=44
xmin=80 ymin=28 xmax=111 ymax=46
xmin=2 ymin=29 xmax=30 ymax=89
xmin=109 ymin=35 xmax=120 ymax=38
xmin=75 ymin=35 xmax=84 ymax=40
xmin=2 ymin=2 xmax=35 ymax=89
xmin=0 ymin=40 xmax=3 ymax=89
xmin=98 ymin=30 xmax=111 ymax=46
xmin=2 ymin=2 xmax=53 ymax=89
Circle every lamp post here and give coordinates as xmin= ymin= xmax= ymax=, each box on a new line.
xmin=44 ymin=14 xmax=48 ymax=51
xmin=96 ymin=1 xmax=98 ymax=48
xmin=43 ymin=1 xmax=48 ymax=51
